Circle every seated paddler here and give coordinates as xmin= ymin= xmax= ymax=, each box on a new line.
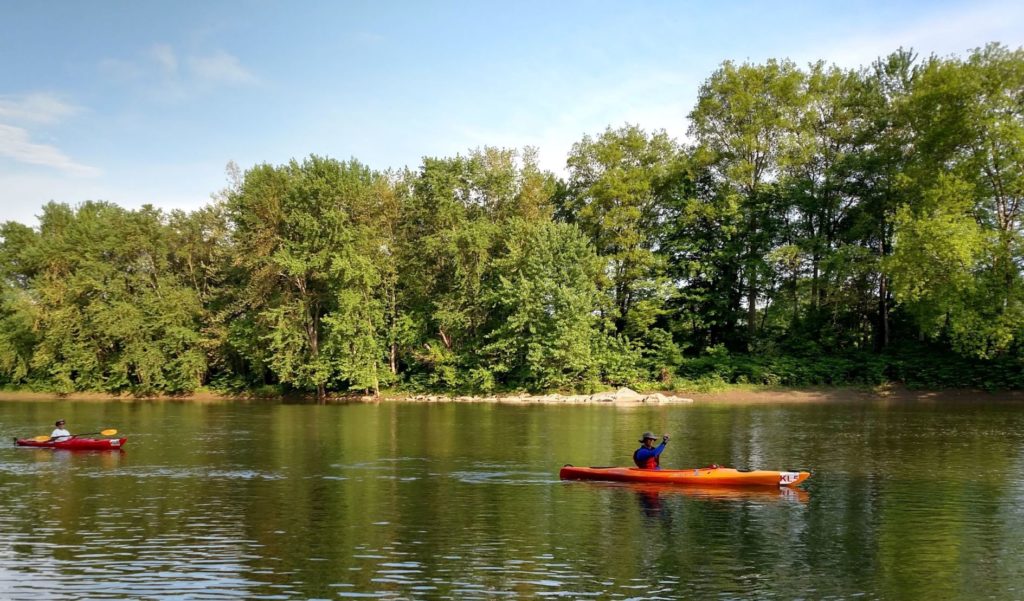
xmin=50 ymin=419 xmax=71 ymax=442
xmin=633 ymin=431 xmax=670 ymax=469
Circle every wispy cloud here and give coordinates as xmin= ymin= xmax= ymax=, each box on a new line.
xmin=0 ymin=93 xmax=96 ymax=177
xmin=352 ymin=31 xmax=385 ymax=45
xmin=0 ymin=93 xmax=80 ymax=125
xmin=805 ymin=1 xmax=1024 ymax=68
xmin=188 ymin=50 xmax=257 ymax=85
xmin=0 ymin=124 xmax=100 ymax=177
xmin=447 ymin=66 xmax=696 ymax=175
xmin=100 ymin=44 xmax=258 ymax=99
xmin=0 ymin=161 xmax=225 ymax=225
xmin=150 ymin=43 xmax=179 ymax=75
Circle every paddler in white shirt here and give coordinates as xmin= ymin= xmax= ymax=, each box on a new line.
xmin=50 ymin=419 xmax=71 ymax=442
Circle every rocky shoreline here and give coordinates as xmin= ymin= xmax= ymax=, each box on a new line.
xmin=402 ymin=387 xmax=694 ymax=405
xmin=5 ymin=385 xmax=1018 ymax=405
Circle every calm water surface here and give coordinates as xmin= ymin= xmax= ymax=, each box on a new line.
xmin=1 ymin=399 xmax=1023 ymax=600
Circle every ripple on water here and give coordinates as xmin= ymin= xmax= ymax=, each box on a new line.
xmin=451 ymin=469 xmax=558 ymax=485
xmin=73 ymin=466 xmax=286 ymax=480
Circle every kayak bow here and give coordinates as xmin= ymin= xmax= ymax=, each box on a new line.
xmin=559 ymin=465 xmax=809 ymax=487
xmin=14 ymin=437 xmax=127 ymax=450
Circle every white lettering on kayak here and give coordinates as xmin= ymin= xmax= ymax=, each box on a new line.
xmin=779 ymin=472 xmax=800 ymax=484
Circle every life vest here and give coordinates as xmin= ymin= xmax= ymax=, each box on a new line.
xmin=633 ymin=447 xmax=660 ymax=469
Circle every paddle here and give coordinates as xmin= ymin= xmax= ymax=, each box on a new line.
xmin=32 ymin=429 xmax=118 ymax=443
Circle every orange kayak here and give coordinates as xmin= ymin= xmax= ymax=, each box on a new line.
xmin=559 ymin=465 xmax=810 ymax=487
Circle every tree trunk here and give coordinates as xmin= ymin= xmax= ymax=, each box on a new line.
xmin=878 ymin=275 xmax=889 ymax=350
xmin=308 ymin=307 xmax=325 ymax=405
xmin=811 ymin=255 xmax=820 ymax=311
xmin=876 ymin=230 xmax=889 ymax=351
xmin=745 ymin=201 xmax=758 ymax=342
xmin=388 ymin=286 xmax=398 ymax=375
xmin=747 ymin=276 xmax=757 ymax=339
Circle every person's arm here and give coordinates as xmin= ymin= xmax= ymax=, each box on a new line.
xmin=636 ymin=442 xmax=667 ymax=461
xmin=652 ymin=434 xmax=670 ymax=456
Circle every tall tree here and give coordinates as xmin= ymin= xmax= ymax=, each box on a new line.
xmin=689 ymin=59 xmax=805 ymax=343
xmin=227 ymin=156 xmax=388 ymax=400
xmin=479 ymin=219 xmax=600 ymax=389
xmin=5 ymin=202 xmax=208 ymax=392
xmin=857 ymin=49 xmax=920 ymax=350
xmin=890 ymin=44 xmax=1024 ymax=357
xmin=395 ymin=147 xmax=557 ymax=388
xmin=0 ymin=222 xmax=41 ymax=384
xmin=560 ymin=124 xmax=677 ymax=336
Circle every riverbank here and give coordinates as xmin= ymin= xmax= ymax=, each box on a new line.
xmin=2 ymin=384 xmax=1022 ymax=404
xmin=0 ymin=387 xmax=694 ymax=405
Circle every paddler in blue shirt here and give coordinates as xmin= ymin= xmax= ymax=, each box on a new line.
xmin=633 ymin=431 xmax=669 ymax=469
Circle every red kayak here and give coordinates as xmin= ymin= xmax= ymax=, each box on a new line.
xmin=560 ymin=465 xmax=810 ymax=487
xmin=14 ymin=437 xmax=127 ymax=450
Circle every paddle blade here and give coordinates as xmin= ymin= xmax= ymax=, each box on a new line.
xmin=32 ymin=435 xmax=52 ymax=442
xmin=100 ymin=429 xmax=117 ymax=436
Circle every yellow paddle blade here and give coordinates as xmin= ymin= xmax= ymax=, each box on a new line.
xmin=33 ymin=435 xmax=52 ymax=442
xmin=100 ymin=429 xmax=117 ymax=436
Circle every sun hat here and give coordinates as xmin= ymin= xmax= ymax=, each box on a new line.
xmin=638 ymin=431 xmax=657 ymax=442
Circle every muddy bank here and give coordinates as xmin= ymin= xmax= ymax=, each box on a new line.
xmin=686 ymin=385 xmax=1024 ymax=404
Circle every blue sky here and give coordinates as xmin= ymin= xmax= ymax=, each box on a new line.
xmin=2 ymin=0 xmax=1023 ymax=225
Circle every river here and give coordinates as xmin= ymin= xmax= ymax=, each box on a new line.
xmin=1 ymin=399 xmax=1022 ymax=599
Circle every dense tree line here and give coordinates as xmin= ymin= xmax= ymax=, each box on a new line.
xmin=2 ymin=45 xmax=1023 ymax=398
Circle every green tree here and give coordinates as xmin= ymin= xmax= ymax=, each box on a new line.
xmin=890 ymin=45 xmax=1024 ymax=357
xmin=560 ymin=125 xmax=678 ymax=337
xmin=689 ymin=59 xmax=805 ymax=343
xmin=396 ymin=147 xmax=556 ymax=388
xmin=479 ymin=219 xmax=600 ymax=389
xmin=845 ymin=49 xmax=920 ymax=350
xmin=227 ymin=156 xmax=388 ymax=400
xmin=9 ymin=202 xmax=207 ymax=393
xmin=0 ymin=222 xmax=41 ymax=384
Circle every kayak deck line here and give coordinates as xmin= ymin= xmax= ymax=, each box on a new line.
xmin=559 ymin=464 xmax=810 ymax=487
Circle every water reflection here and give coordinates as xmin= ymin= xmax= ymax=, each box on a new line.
xmin=636 ymin=485 xmax=664 ymax=517
xmin=569 ymin=480 xmax=809 ymax=504
xmin=11 ymin=447 xmax=125 ymax=472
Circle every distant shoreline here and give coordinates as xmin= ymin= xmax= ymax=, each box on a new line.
xmin=1 ymin=385 xmax=1021 ymax=405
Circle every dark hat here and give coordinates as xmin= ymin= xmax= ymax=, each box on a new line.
xmin=639 ymin=431 xmax=657 ymax=442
